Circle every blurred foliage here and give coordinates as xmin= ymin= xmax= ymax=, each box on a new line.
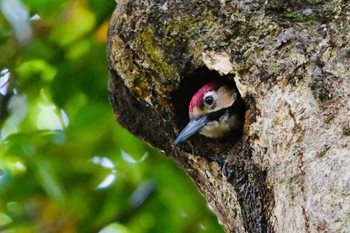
xmin=0 ymin=0 xmax=224 ymax=232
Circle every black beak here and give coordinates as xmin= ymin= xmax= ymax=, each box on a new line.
xmin=174 ymin=115 xmax=208 ymax=145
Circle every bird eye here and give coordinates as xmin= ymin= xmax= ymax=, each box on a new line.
xmin=204 ymin=96 xmax=214 ymax=106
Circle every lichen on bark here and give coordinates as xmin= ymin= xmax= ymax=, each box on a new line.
xmin=108 ymin=0 xmax=350 ymax=232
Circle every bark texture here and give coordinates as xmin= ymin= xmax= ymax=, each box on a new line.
xmin=107 ymin=1 xmax=350 ymax=232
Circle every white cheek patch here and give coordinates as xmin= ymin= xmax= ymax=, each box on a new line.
xmin=216 ymin=86 xmax=237 ymax=110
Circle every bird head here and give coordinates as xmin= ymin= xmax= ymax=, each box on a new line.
xmin=174 ymin=81 xmax=239 ymax=145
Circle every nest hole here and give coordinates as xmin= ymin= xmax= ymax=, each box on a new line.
xmin=172 ymin=66 xmax=246 ymax=151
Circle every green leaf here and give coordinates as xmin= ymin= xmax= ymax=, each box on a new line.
xmin=16 ymin=60 xmax=56 ymax=82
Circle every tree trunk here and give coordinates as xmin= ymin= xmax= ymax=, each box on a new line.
xmin=107 ymin=0 xmax=350 ymax=232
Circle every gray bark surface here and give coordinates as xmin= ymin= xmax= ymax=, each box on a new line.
xmin=107 ymin=1 xmax=350 ymax=232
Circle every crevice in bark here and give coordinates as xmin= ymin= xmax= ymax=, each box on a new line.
xmin=220 ymin=140 xmax=275 ymax=233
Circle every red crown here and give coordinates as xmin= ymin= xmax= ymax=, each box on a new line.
xmin=189 ymin=81 xmax=224 ymax=112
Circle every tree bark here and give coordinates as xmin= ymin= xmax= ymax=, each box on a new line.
xmin=107 ymin=1 xmax=350 ymax=232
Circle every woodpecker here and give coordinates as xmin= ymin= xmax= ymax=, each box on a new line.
xmin=174 ymin=81 xmax=242 ymax=145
